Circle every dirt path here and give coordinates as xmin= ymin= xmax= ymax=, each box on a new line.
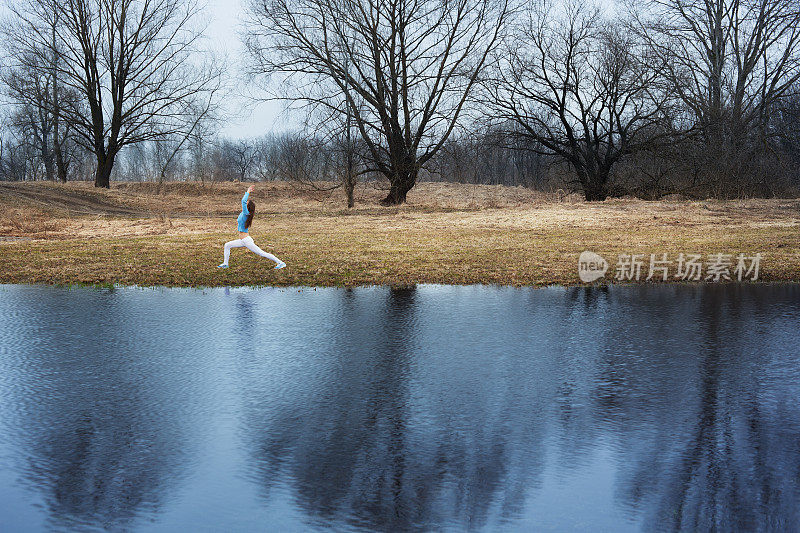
xmin=0 ymin=182 xmax=150 ymax=216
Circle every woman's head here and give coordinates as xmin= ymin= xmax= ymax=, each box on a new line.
xmin=245 ymin=200 xmax=255 ymax=229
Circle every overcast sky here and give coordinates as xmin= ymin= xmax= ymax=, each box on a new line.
xmin=203 ymin=0 xmax=617 ymax=139
xmin=1 ymin=0 xmax=616 ymax=140
xmin=0 ymin=0 xmax=277 ymax=138
xmin=204 ymin=0 xmax=289 ymax=139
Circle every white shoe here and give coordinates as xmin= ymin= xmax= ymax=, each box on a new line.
xmin=274 ymin=261 xmax=286 ymax=270
xmin=217 ymin=263 xmax=228 ymax=269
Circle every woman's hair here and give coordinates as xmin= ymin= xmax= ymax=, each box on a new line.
xmin=245 ymin=200 xmax=255 ymax=229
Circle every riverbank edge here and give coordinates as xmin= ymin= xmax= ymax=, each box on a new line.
xmin=2 ymin=280 xmax=797 ymax=291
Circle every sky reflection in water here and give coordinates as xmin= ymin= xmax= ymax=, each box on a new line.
xmin=0 ymin=283 xmax=798 ymax=532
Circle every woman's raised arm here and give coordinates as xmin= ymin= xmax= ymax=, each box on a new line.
xmin=242 ymin=185 xmax=254 ymax=213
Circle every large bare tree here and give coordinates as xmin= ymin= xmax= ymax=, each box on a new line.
xmin=245 ymin=0 xmax=511 ymax=205
xmin=5 ymin=0 xmax=222 ymax=188
xmin=626 ymin=0 xmax=800 ymax=195
xmin=483 ymin=0 xmax=673 ymax=201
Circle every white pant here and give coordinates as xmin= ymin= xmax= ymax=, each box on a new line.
xmin=222 ymin=236 xmax=281 ymax=265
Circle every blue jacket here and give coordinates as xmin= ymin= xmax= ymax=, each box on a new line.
xmin=237 ymin=191 xmax=250 ymax=232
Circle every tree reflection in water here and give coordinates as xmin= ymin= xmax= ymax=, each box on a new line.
xmin=237 ymin=284 xmax=800 ymax=532
xmin=1 ymin=284 xmax=798 ymax=532
xmin=0 ymin=288 xmax=207 ymax=531
xmin=602 ymin=285 xmax=800 ymax=531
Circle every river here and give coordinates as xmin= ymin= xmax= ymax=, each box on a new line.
xmin=1 ymin=283 xmax=798 ymax=531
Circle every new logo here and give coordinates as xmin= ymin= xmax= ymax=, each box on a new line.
xmin=578 ymin=251 xmax=608 ymax=282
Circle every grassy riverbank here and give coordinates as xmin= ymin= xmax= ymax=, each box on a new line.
xmin=1 ymin=181 xmax=798 ymax=287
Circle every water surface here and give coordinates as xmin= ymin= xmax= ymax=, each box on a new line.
xmin=0 ymin=283 xmax=799 ymax=532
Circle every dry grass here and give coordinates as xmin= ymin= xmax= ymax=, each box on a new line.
xmin=0 ymin=181 xmax=798 ymax=287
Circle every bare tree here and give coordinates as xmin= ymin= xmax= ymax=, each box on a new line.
xmin=245 ymin=0 xmax=512 ymax=205
xmin=627 ymin=0 xmax=800 ymax=196
xmin=252 ymin=134 xmax=280 ymax=182
xmin=483 ymin=0 xmax=673 ymax=201
xmin=5 ymin=0 xmax=223 ymax=188
xmin=299 ymin=110 xmax=368 ymax=206
xmin=154 ymin=83 xmax=223 ymax=186
xmin=0 ymin=123 xmax=41 ymax=181
xmin=1 ymin=3 xmax=84 ymax=183
xmin=230 ymin=139 xmax=260 ymax=182
xmin=774 ymin=88 xmax=800 ymax=169
xmin=432 ymin=136 xmax=483 ymax=184
xmin=272 ymin=132 xmax=329 ymax=185
xmin=8 ymin=100 xmax=55 ymax=181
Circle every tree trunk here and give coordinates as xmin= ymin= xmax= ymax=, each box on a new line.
xmin=43 ymin=148 xmax=55 ymax=182
xmin=54 ymin=141 xmax=67 ymax=183
xmin=380 ymin=170 xmax=417 ymax=206
xmin=583 ymin=177 xmax=609 ymax=201
xmin=42 ymin=130 xmax=55 ymax=182
xmin=344 ymin=152 xmax=356 ymax=208
xmin=345 ymin=138 xmax=355 ymax=208
xmin=94 ymin=153 xmax=116 ymax=188
xmin=52 ymin=13 xmax=66 ymax=183
xmin=346 ymin=181 xmax=355 ymax=208
xmin=584 ymin=188 xmax=608 ymax=201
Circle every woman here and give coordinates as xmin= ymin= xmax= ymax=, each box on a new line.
xmin=218 ymin=185 xmax=286 ymax=269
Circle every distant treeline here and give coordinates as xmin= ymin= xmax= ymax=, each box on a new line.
xmin=1 ymin=0 xmax=800 ymax=203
